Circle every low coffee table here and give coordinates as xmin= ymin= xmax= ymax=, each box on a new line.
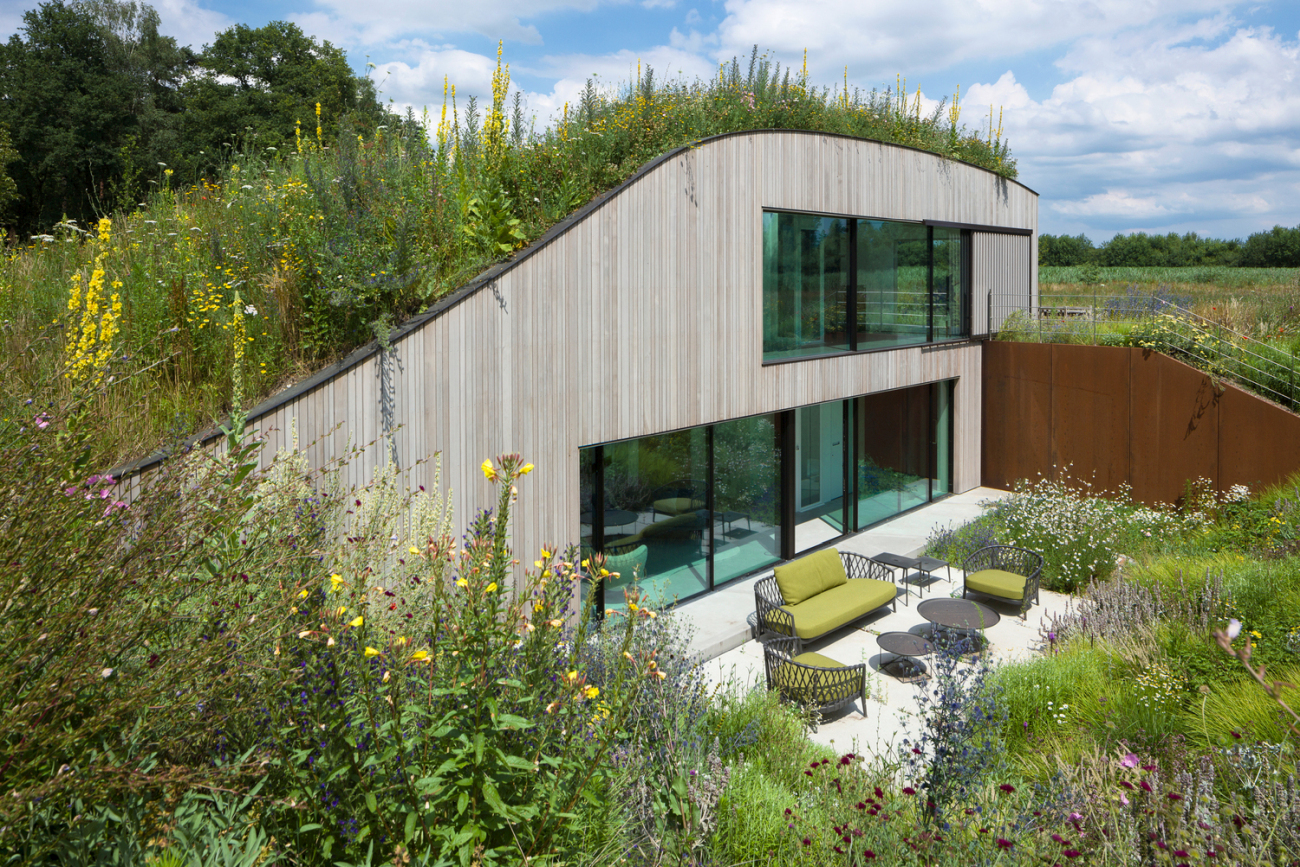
xmin=917 ymin=598 xmax=1000 ymax=654
xmin=876 ymin=631 xmax=934 ymax=681
xmin=873 ymin=552 xmax=921 ymax=606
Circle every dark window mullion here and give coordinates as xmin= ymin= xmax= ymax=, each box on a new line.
xmin=593 ymin=445 xmax=606 ymax=619
xmin=927 ymin=225 xmax=935 ymax=343
xmin=848 ymin=220 xmax=858 ymax=352
xmin=706 ymin=425 xmax=715 ymax=590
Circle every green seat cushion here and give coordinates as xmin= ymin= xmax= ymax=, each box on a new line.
xmin=604 ymin=545 xmax=647 ymax=579
xmin=965 ymin=568 xmax=1027 ymax=600
xmin=781 ymin=578 xmax=894 ymax=640
xmin=772 ymin=651 xmax=861 ymax=705
xmin=773 ymin=548 xmax=848 ymax=606
xmin=653 ymin=497 xmax=703 ymax=515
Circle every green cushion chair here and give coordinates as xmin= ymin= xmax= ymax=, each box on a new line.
xmin=762 ymin=635 xmax=866 ymax=730
xmin=961 ymin=545 xmax=1044 ymax=620
xmin=754 ymin=548 xmax=897 ymax=642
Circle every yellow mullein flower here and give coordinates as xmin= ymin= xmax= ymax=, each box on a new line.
xmin=364 ymin=647 xmax=381 ymax=658
xmin=584 ymin=686 xmax=599 ymax=700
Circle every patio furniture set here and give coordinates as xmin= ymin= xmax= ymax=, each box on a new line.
xmin=758 ymin=544 xmax=1044 ymax=727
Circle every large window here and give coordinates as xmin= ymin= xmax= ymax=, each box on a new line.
xmin=581 ymin=381 xmax=954 ymax=612
xmin=763 ymin=211 xmax=969 ymax=362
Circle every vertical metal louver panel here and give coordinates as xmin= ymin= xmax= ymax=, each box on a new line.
xmin=971 ymin=232 xmax=1034 ymax=337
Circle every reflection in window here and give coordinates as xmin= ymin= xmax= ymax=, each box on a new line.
xmin=762 ymin=212 xmax=850 ymax=360
xmin=585 ymin=429 xmax=708 ymax=612
xmin=856 ymin=220 xmax=930 ymax=349
xmin=932 ymin=227 xmax=967 ymax=340
xmin=713 ymin=414 xmax=781 ymax=584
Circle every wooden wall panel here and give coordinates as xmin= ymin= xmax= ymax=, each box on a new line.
xmin=221 ymin=131 xmax=1036 ymax=582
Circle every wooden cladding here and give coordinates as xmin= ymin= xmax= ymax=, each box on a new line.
xmin=225 ymin=132 xmax=1036 ymax=577
xmin=971 ymin=232 xmax=1035 ymax=337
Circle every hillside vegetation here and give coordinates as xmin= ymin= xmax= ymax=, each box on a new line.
xmin=1 ymin=37 xmax=1016 ymax=466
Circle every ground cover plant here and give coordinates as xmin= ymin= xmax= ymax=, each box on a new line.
xmin=7 ymin=356 xmax=1300 ymax=865
xmin=0 ymin=46 xmax=1016 ymax=469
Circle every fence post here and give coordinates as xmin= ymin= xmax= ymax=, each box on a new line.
xmin=1291 ymin=348 xmax=1296 ymax=411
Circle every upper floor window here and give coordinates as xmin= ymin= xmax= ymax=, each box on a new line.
xmin=762 ymin=210 xmax=969 ymax=362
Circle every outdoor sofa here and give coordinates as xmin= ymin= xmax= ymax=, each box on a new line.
xmin=754 ymin=548 xmax=897 ymax=642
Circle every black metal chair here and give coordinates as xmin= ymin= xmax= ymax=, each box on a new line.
xmin=754 ymin=550 xmax=895 ymax=642
xmin=961 ymin=545 xmax=1044 ymax=620
xmin=762 ymin=635 xmax=867 ymax=731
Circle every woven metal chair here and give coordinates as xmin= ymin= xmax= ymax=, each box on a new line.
xmin=762 ymin=635 xmax=866 ymax=731
xmin=754 ymin=550 xmax=894 ymax=642
xmin=961 ymin=545 xmax=1044 ymax=619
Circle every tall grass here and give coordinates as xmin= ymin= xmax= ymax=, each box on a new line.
xmin=0 ymin=48 xmax=1015 ymax=466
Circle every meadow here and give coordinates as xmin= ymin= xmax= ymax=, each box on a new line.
xmin=0 ymin=49 xmax=1013 ymax=468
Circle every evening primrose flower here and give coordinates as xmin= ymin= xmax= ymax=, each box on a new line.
xmin=584 ymin=686 xmax=599 ymax=699
xmin=482 ymin=459 xmax=496 ymax=481
xmin=349 ymin=616 xmax=364 ymax=628
xmin=410 ymin=650 xmax=429 ymax=662
xmin=364 ymin=647 xmax=381 ymax=658
xmin=409 ymin=546 xmax=421 ymax=556
xmin=485 ymin=582 xmax=498 ymax=593
xmin=330 ymin=574 xmax=343 ymax=592
xmin=519 ymin=463 xmax=534 ymax=475
xmin=456 ymin=578 xmax=468 ymax=588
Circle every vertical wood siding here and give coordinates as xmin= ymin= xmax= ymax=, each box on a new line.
xmin=229 ymin=132 xmax=1036 ymax=580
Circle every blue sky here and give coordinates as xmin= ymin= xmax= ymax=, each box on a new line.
xmin=4 ymin=0 xmax=1300 ymax=242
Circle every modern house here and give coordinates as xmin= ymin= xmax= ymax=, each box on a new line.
xmin=215 ymin=130 xmax=1038 ymax=610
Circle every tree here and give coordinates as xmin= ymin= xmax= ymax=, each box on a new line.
xmin=0 ymin=0 xmax=190 ymax=233
xmin=181 ymin=21 xmax=387 ymax=169
xmin=1038 ymin=233 xmax=1096 ymax=267
xmin=1240 ymin=225 xmax=1300 ymax=268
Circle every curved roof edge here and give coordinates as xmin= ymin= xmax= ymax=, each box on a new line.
xmin=122 ymin=128 xmax=1037 ymax=476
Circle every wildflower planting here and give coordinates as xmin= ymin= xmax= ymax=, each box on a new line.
xmin=0 ymin=46 xmax=1015 ymax=467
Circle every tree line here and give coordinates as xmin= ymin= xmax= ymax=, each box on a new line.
xmin=1040 ymin=226 xmax=1300 ymax=268
xmin=0 ymin=0 xmax=404 ymax=235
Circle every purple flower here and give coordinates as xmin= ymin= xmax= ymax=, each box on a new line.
xmin=1121 ymin=752 xmax=1139 ymax=768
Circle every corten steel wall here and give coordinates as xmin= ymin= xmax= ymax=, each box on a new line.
xmin=983 ymin=342 xmax=1300 ymax=503
xmin=126 ymin=131 xmax=1038 ymax=585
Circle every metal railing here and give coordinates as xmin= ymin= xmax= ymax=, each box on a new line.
xmin=989 ymin=288 xmax=1300 ymax=413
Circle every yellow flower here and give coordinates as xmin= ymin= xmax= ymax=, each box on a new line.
xmin=410 ymin=650 xmax=429 ymax=662
xmin=330 ymin=574 xmax=343 ymax=592
xmin=482 ymin=459 xmax=496 ymax=480
xmin=549 ymin=619 xmax=563 ymax=628
xmin=297 ymin=630 xmax=312 ymax=639
xmin=298 ymin=589 xmax=309 ymax=599
xmin=456 ymin=578 xmax=469 ymax=588
xmin=336 ymin=606 xmax=347 ymax=617
xmin=628 ymin=602 xmax=639 ymax=613
xmin=409 ymin=546 xmax=421 ymax=556
xmin=567 ymin=670 xmax=579 ymax=682
xmin=349 ymin=616 xmax=364 ymax=628
xmin=519 ymin=463 xmax=534 ymax=475
xmin=584 ymin=686 xmax=599 ymax=700
xmin=540 ymin=548 xmax=551 ymax=558
xmin=382 ymin=670 xmax=391 ymax=683
xmin=290 ymin=606 xmax=298 ymax=614
xmin=485 ymin=582 xmax=498 ymax=593
xmin=364 ymin=647 xmax=381 ymax=658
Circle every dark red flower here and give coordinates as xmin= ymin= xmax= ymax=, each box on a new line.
xmin=998 ymin=838 xmax=1014 ymax=850
xmin=1063 ymin=850 xmax=1081 ymax=859
xmin=902 ymin=786 xmax=916 ymax=795
xmin=1000 ymin=783 xmax=1016 ymax=794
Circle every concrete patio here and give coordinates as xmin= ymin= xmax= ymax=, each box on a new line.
xmin=675 ymin=487 xmax=1073 ymax=757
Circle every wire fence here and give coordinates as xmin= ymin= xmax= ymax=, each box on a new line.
xmin=989 ymin=286 xmax=1300 ymax=413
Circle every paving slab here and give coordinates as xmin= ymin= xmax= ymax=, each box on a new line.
xmin=677 ymin=487 xmax=1014 ymax=661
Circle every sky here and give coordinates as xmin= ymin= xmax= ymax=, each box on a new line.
xmin=3 ymin=0 xmax=1300 ymax=242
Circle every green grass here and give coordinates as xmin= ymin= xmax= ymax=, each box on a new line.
xmin=1040 ymin=266 xmax=1300 ymax=287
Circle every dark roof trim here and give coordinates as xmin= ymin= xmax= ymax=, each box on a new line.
xmin=925 ymin=219 xmax=1034 ymax=236
xmin=122 ymin=129 xmax=1036 ymax=476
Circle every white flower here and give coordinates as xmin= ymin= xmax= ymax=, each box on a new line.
xmin=244 ymin=304 xmax=258 ymax=316
xmin=1227 ymin=619 xmax=1242 ymax=640
xmin=101 ymin=668 xmax=113 ymax=678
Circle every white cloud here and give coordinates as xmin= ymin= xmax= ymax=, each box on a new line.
xmin=711 ymin=0 xmax=1231 ymax=82
xmin=150 ymin=0 xmax=234 ymax=48
xmin=958 ymin=21 xmax=1300 ymax=235
xmin=371 ymin=48 xmax=502 ymax=116
xmin=298 ymin=0 xmax=606 ymax=47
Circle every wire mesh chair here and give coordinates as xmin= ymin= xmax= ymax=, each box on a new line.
xmin=754 ymin=550 xmax=894 ymax=641
xmin=961 ymin=545 xmax=1044 ymax=619
xmin=762 ymin=636 xmax=866 ymax=731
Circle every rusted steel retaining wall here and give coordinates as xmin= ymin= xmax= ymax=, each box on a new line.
xmin=982 ymin=342 xmax=1300 ymax=504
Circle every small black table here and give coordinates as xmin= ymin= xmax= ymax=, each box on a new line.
xmin=580 ymin=509 xmax=639 ymax=534
xmin=917 ymin=598 xmax=1000 ymax=654
xmin=873 ymin=552 xmax=921 ymax=606
xmin=913 ymin=555 xmax=950 ymax=591
xmin=876 ymin=631 xmax=934 ymax=681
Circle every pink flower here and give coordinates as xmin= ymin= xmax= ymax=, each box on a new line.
xmin=1120 ymin=793 xmax=1130 ymax=805
xmin=34 ymin=413 xmax=50 ymax=429
xmin=1121 ymin=753 xmax=1139 ymax=768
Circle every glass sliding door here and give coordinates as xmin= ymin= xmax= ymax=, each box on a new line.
xmin=762 ymin=212 xmax=851 ymax=361
xmin=854 ymin=385 xmax=939 ymax=530
xmin=855 ymin=220 xmax=931 ymax=349
xmin=933 ymin=380 xmax=953 ymax=498
xmin=795 ymin=400 xmax=847 ymax=553
xmin=712 ymin=414 xmax=782 ymax=584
